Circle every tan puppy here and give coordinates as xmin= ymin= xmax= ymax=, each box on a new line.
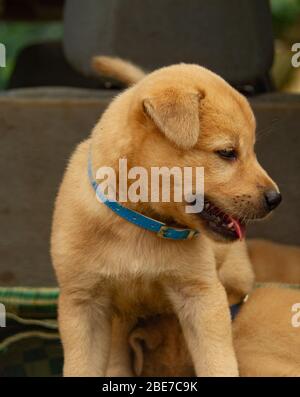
xmin=51 ymin=58 xmax=280 ymax=376
xmin=127 ymin=286 xmax=300 ymax=377
xmin=248 ymin=239 xmax=300 ymax=284
xmin=234 ymin=286 xmax=300 ymax=376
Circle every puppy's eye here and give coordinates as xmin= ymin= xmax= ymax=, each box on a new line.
xmin=216 ymin=149 xmax=237 ymax=160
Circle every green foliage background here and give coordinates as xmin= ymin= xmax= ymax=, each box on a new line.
xmin=271 ymin=0 xmax=300 ymax=34
xmin=0 ymin=22 xmax=62 ymax=89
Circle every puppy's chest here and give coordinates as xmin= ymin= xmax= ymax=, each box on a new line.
xmin=111 ymin=277 xmax=171 ymax=317
xmin=95 ymin=237 xmax=200 ymax=277
xmin=92 ymin=236 xmax=213 ymax=316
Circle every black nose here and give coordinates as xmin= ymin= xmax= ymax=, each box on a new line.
xmin=264 ymin=190 xmax=282 ymax=211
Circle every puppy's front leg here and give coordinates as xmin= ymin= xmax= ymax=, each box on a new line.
xmin=166 ymin=280 xmax=238 ymax=377
xmin=59 ymin=292 xmax=112 ymax=377
xmin=106 ymin=316 xmax=136 ymax=377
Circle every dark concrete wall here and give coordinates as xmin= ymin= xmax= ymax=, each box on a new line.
xmin=64 ymin=0 xmax=273 ymax=89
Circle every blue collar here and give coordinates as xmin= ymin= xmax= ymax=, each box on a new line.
xmin=230 ymin=294 xmax=248 ymax=321
xmin=230 ymin=302 xmax=242 ymax=321
xmin=88 ymin=153 xmax=199 ymax=240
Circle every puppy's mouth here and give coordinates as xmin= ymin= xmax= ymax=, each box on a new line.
xmin=198 ymin=200 xmax=246 ymax=241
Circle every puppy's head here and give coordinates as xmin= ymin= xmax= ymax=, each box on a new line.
xmin=124 ymin=64 xmax=281 ymax=242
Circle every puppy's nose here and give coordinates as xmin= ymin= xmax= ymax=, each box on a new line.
xmin=264 ymin=190 xmax=282 ymax=211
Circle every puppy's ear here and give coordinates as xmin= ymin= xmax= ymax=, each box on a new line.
xmin=143 ymin=89 xmax=203 ymax=150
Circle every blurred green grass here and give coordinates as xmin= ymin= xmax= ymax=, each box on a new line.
xmin=0 ymin=22 xmax=62 ymax=89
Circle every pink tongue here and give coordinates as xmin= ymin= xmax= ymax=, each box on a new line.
xmin=229 ymin=216 xmax=245 ymax=240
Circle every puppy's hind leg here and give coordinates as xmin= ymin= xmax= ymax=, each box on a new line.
xmin=59 ymin=292 xmax=112 ymax=377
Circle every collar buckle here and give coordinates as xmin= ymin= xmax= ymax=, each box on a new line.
xmin=157 ymin=225 xmax=169 ymax=238
xmin=186 ymin=229 xmax=199 ymax=240
xmin=157 ymin=225 xmax=198 ymax=240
